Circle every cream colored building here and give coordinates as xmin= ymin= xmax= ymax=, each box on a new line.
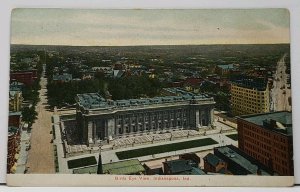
xmin=231 ymin=79 xmax=269 ymax=116
xmin=9 ymin=91 xmax=23 ymax=112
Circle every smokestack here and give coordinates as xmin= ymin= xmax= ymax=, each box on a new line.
xmin=97 ymin=153 xmax=103 ymax=174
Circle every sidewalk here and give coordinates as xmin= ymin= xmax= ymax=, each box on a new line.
xmin=53 ymin=115 xmax=69 ymax=174
xmin=15 ymin=130 xmax=31 ymax=174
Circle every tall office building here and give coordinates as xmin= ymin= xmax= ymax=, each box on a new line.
xmin=231 ymin=78 xmax=270 ymax=116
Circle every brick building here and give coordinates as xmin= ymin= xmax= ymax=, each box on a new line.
xmin=10 ymin=69 xmax=37 ymax=86
xmin=7 ymin=126 xmax=21 ymax=173
xmin=237 ymin=111 xmax=293 ymax=176
xmin=203 ymin=153 xmax=228 ymax=174
xmin=8 ymin=112 xmax=22 ymax=128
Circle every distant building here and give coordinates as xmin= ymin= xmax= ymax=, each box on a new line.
xmin=203 ymin=153 xmax=228 ymax=174
xmin=10 ymin=69 xmax=37 ymax=86
xmin=215 ymin=64 xmax=235 ymax=75
xmin=237 ymin=111 xmax=293 ymax=176
xmin=7 ymin=126 xmax=21 ymax=173
xmin=76 ymin=88 xmax=215 ymax=146
xmin=52 ymin=73 xmax=73 ymax=83
xmin=231 ymin=78 xmax=270 ymax=116
xmin=162 ymin=159 xmax=205 ymax=175
xmin=179 ymin=153 xmax=201 ymax=165
xmin=113 ymin=70 xmax=125 ymax=78
xmin=81 ymin=72 xmax=94 ymax=80
xmin=9 ymin=91 xmax=23 ymax=112
xmin=8 ymin=112 xmax=22 ymax=128
xmin=9 ymin=81 xmax=24 ymax=91
xmin=213 ymin=145 xmax=272 ymax=175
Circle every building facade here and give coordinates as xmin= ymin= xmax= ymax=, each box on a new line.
xmin=215 ymin=64 xmax=235 ymax=76
xmin=213 ymin=145 xmax=272 ymax=175
xmin=9 ymin=91 xmax=23 ymax=112
xmin=9 ymin=112 xmax=22 ymax=128
xmin=203 ymin=153 xmax=228 ymax=174
xmin=76 ymin=89 xmax=215 ymax=146
xmin=10 ymin=69 xmax=37 ymax=86
xmin=237 ymin=111 xmax=293 ymax=176
xmin=7 ymin=126 xmax=21 ymax=173
xmin=231 ymin=78 xmax=270 ymax=116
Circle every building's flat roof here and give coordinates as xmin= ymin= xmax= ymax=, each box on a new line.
xmin=77 ymin=88 xmax=213 ymax=110
xmin=9 ymin=111 xmax=22 ymax=116
xmin=239 ymin=111 xmax=292 ymax=136
xmin=232 ymin=78 xmax=268 ymax=91
xmin=73 ymin=159 xmax=145 ymax=175
xmin=102 ymin=159 xmax=145 ymax=175
xmin=215 ymin=145 xmax=271 ymax=175
xmin=8 ymin=126 xmax=19 ymax=135
xmin=163 ymin=159 xmax=192 ymax=174
xmin=53 ymin=73 xmax=72 ymax=81
xmin=177 ymin=167 xmax=206 ymax=175
xmin=217 ymin=64 xmax=234 ymax=70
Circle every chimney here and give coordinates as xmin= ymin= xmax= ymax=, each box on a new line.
xmin=97 ymin=153 xmax=103 ymax=174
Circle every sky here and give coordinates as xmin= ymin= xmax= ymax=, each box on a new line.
xmin=11 ymin=9 xmax=290 ymax=46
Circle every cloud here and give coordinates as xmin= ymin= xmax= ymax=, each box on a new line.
xmin=11 ymin=9 xmax=290 ymax=46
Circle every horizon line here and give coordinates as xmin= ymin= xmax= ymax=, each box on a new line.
xmin=10 ymin=42 xmax=290 ymax=47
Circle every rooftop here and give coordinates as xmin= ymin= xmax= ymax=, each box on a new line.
xmin=204 ymin=153 xmax=224 ymax=167
xmin=77 ymin=88 xmax=213 ymax=110
xmin=239 ymin=111 xmax=292 ymax=136
xmin=217 ymin=64 xmax=235 ymax=70
xmin=163 ymin=159 xmax=192 ymax=174
xmin=9 ymin=111 xmax=22 ymax=116
xmin=232 ymin=78 xmax=268 ymax=91
xmin=177 ymin=167 xmax=206 ymax=175
xmin=215 ymin=145 xmax=271 ymax=175
xmin=8 ymin=126 xmax=19 ymax=136
xmin=53 ymin=73 xmax=73 ymax=81
xmin=102 ymin=159 xmax=145 ymax=175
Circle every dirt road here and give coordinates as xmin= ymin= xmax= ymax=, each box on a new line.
xmin=26 ymin=76 xmax=55 ymax=173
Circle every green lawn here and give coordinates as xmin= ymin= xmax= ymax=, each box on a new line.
xmin=116 ymin=138 xmax=218 ymax=160
xmin=226 ymin=134 xmax=238 ymax=141
xmin=67 ymin=156 xmax=97 ymax=169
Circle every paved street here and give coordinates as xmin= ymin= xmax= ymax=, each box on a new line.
xmin=26 ymin=74 xmax=55 ymax=173
xmin=270 ymin=54 xmax=292 ymax=112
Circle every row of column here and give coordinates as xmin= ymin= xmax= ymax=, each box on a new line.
xmin=114 ymin=109 xmax=188 ymax=136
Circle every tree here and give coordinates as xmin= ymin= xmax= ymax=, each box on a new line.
xmin=21 ymin=107 xmax=38 ymax=127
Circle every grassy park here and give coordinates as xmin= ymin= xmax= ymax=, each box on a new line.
xmin=116 ymin=138 xmax=218 ymax=160
xmin=67 ymin=156 xmax=97 ymax=169
xmin=226 ymin=134 xmax=238 ymax=141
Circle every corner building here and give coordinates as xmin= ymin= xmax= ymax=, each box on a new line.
xmin=231 ymin=78 xmax=269 ymax=116
xmin=76 ymin=89 xmax=215 ymax=146
xmin=237 ymin=111 xmax=293 ymax=176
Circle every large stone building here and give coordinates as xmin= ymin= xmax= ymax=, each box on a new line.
xmin=231 ymin=78 xmax=270 ymax=116
xmin=76 ymin=88 xmax=215 ymax=146
xmin=237 ymin=111 xmax=293 ymax=176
